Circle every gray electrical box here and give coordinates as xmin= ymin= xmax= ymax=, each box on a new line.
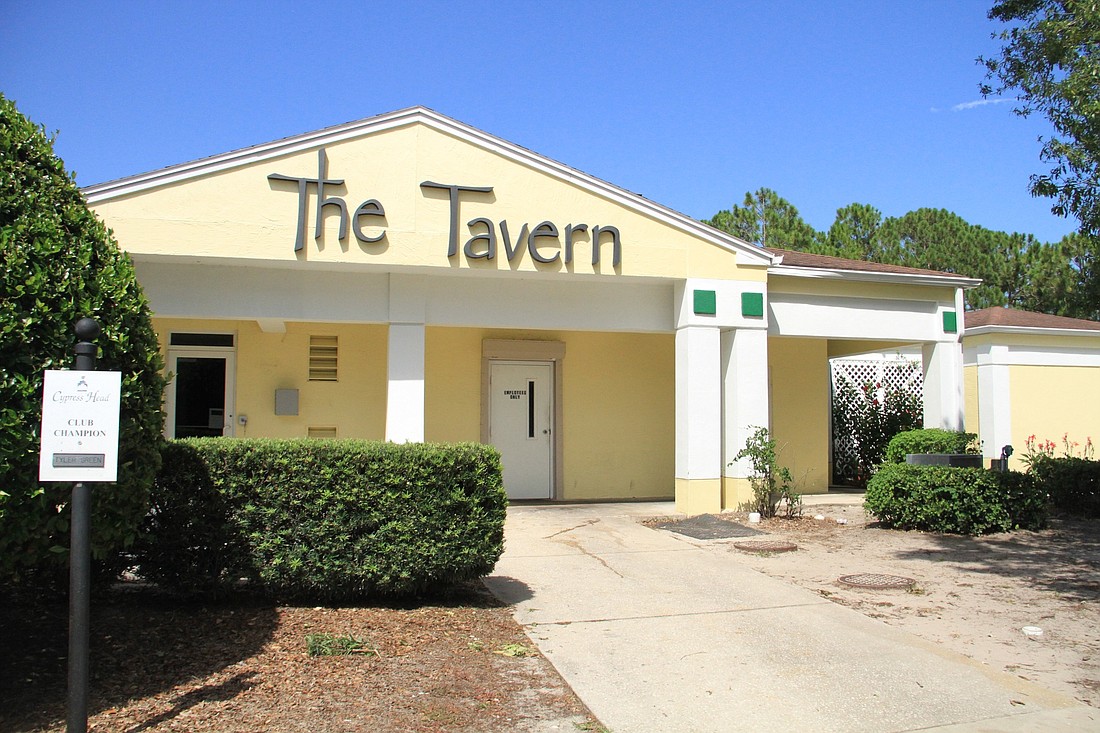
xmin=274 ymin=389 xmax=299 ymax=416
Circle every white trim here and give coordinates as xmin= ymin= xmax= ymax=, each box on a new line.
xmin=675 ymin=326 xmax=722 ymax=480
xmin=769 ymin=265 xmax=980 ymax=289
xmin=385 ymin=324 xmax=425 ymax=443
xmin=976 ymin=362 xmax=1012 ymax=459
xmin=83 ymin=106 xmax=775 ymax=268
xmin=967 ymin=341 xmax=1100 ymax=368
xmin=922 ymin=341 xmax=964 ymax=431
xmin=721 ymin=328 xmax=769 ymax=480
xmin=964 ymin=324 xmax=1100 ymax=339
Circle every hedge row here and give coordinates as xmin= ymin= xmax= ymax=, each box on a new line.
xmin=883 ymin=429 xmax=979 ymax=465
xmin=134 ymin=439 xmax=507 ymax=600
xmin=1029 ymin=456 xmax=1100 ymax=518
xmin=865 ymin=464 xmax=1047 ymax=535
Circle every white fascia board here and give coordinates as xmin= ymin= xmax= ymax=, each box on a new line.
xmin=769 ymin=265 xmax=981 ymax=290
xmin=83 ymin=107 xmax=774 ymax=268
xmin=964 ymin=325 xmax=1100 ymax=340
xmin=83 ymin=107 xmax=428 ymax=201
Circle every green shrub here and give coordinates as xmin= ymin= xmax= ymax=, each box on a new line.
xmin=0 ymin=93 xmax=165 ymax=584
xmin=135 ymin=439 xmax=507 ymax=600
xmin=732 ymin=426 xmax=799 ymax=518
xmin=865 ymin=464 xmax=1047 ymax=535
xmin=883 ymin=429 xmax=979 ymax=464
xmin=1029 ymin=456 xmax=1100 ymax=517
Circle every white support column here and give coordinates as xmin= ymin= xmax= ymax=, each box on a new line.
xmin=722 ymin=328 xmax=770 ymax=507
xmin=976 ymin=345 xmax=1013 ymax=460
xmin=386 ymin=323 xmax=425 ymax=443
xmin=922 ymin=341 xmax=965 ymax=431
xmin=675 ymin=325 xmax=722 ymax=514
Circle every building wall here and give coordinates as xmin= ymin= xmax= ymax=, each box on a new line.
xmin=768 ymin=337 xmax=830 ymax=495
xmin=963 ymin=364 xmax=980 ymax=438
xmin=1009 ymin=364 xmax=1099 ymax=462
xmin=425 ymin=326 xmax=674 ymax=500
xmin=90 ymin=122 xmax=767 ymax=282
xmin=964 ymin=330 xmax=1100 ymax=469
xmin=155 ymin=318 xmax=389 ymax=439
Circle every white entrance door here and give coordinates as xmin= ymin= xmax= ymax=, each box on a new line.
xmin=489 ymin=361 xmax=553 ymax=500
xmin=166 ymin=349 xmax=236 ymax=438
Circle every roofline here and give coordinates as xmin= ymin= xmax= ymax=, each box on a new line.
xmin=82 ymin=106 xmax=775 ymax=268
xmin=768 ymin=263 xmax=982 ymax=289
xmin=964 ymin=324 xmax=1100 ymax=339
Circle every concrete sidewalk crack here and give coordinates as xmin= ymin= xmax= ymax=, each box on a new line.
xmin=542 ymin=518 xmax=599 ymax=539
xmin=525 ymin=600 xmax=831 ymax=627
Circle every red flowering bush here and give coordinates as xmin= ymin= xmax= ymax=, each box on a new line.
xmin=833 ymin=379 xmax=923 ymax=488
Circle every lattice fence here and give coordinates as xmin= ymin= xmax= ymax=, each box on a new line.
xmin=830 ymin=358 xmax=923 ymax=485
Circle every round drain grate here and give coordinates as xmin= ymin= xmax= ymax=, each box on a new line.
xmin=733 ymin=540 xmax=798 ymax=553
xmin=838 ymin=573 xmax=915 ymax=589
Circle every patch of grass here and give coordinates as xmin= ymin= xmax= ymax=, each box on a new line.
xmin=305 ymin=632 xmax=376 ymax=657
xmin=575 ymin=721 xmax=612 ymax=732
xmin=494 ymin=643 xmax=536 ymax=658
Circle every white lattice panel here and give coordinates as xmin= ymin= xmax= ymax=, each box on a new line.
xmin=830 ymin=358 xmax=923 ymax=484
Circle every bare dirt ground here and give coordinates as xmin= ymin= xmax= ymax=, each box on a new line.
xmin=714 ymin=503 xmax=1100 ymax=708
xmin=6 ymin=506 xmax=1098 ymax=731
xmin=0 ymin=584 xmax=600 ymax=733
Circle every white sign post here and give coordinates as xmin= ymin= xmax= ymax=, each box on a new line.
xmin=39 ymin=370 xmax=122 ymax=483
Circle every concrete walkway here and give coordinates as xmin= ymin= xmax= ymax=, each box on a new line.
xmin=484 ymin=501 xmax=1097 ymax=733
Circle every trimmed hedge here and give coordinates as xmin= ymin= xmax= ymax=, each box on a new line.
xmin=135 ymin=439 xmax=507 ymax=600
xmin=883 ymin=429 xmax=978 ymax=465
xmin=865 ymin=464 xmax=1047 ymax=535
xmin=1029 ymin=457 xmax=1100 ymax=518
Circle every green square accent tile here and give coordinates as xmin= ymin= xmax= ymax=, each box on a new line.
xmin=742 ymin=292 xmax=764 ymax=317
xmin=943 ymin=311 xmax=958 ymax=333
xmin=694 ymin=289 xmax=717 ymax=315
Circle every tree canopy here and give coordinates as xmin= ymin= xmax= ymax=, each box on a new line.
xmin=981 ymin=0 xmax=1100 ymax=240
xmin=705 ymin=190 xmax=1092 ymax=318
xmin=0 ymin=93 xmax=166 ymax=585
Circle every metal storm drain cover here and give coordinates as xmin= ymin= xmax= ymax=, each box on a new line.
xmin=733 ymin=540 xmax=798 ymax=553
xmin=838 ymin=573 xmax=915 ymax=590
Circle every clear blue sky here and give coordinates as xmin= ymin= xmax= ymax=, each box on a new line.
xmin=0 ymin=1 xmax=1076 ymax=244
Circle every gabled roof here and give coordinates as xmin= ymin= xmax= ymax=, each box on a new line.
xmin=966 ymin=307 xmax=1100 ymax=334
xmin=765 ymin=248 xmax=982 ymax=288
xmin=82 ymin=106 xmax=775 ymax=268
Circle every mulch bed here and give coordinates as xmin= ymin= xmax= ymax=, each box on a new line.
xmin=0 ymin=584 xmax=597 ymax=732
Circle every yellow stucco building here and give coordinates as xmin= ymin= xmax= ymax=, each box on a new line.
xmin=963 ymin=307 xmax=1100 ymax=470
xmin=85 ymin=107 xmax=981 ymax=513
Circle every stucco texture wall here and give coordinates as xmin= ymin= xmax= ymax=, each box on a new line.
xmin=425 ymin=327 xmax=674 ymax=500
xmin=156 ymin=318 xmax=388 ymax=440
xmin=1010 ymin=364 xmax=1099 ymax=463
xmin=768 ymin=337 xmax=830 ymax=494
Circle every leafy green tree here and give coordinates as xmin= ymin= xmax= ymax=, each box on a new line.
xmin=1015 ymin=234 xmax=1079 ymax=314
xmin=821 ymin=203 xmax=895 ymax=261
xmin=878 ymin=209 xmax=1019 ymax=310
xmin=707 ymin=187 xmax=819 ymax=251
xmin=0 ymin=94 xmax=166 ymax=585
xmin=1061 ymin=232 xmax=1100 ymax=319
xmin=981 ymin=0 xmax=1100 ymax=240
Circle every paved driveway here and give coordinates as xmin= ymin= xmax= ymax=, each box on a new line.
xmin=484 ymin=502 xmax=1096 ymax=733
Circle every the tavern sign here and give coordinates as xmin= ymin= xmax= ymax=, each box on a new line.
xmin=268 ymin=149 xmax=623 ymax=267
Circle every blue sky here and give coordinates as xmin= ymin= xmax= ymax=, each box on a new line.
xmin=0 ymin=1 xmax=1076 ymax=244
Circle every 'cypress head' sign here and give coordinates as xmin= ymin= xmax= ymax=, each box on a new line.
xmin=268 ymin=149 xmax=623 ymax=268
xmin=39 ymin=370 xmax=122 ymax=482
